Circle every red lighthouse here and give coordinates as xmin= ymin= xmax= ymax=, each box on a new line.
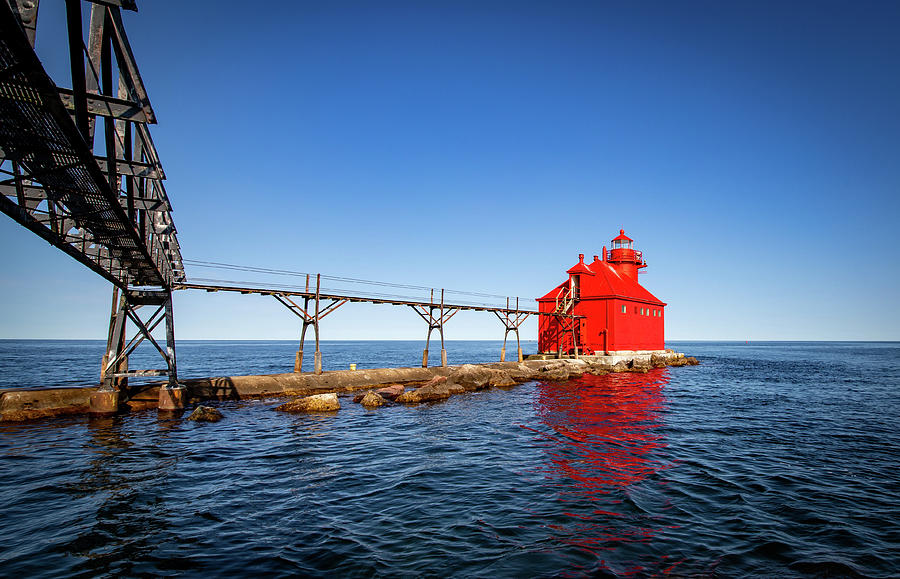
xmin=537 ymin=230 xmax=666 ymax=355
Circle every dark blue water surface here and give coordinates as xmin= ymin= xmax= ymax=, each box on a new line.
xmin=1 ymin=341 xmax=898 ymax=577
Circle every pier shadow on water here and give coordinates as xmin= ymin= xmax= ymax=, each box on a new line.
xmin=52 ymin=415 xmax=200 ymax=576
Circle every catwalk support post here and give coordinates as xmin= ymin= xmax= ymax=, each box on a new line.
xmin=93 ymin=287 xmax=183 ymax=413
xmin=494 ymin=298 xmax=530 ymax=362
xmin=411 ymin=289 xmax=458 ymax=368
xmin=274 ymin=274 xmax=347 ymax=375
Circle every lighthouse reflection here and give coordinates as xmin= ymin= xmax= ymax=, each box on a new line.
xmin=533 ymin=369 xmax=672 ymax=571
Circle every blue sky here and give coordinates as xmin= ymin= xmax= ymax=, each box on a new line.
xmin=1 ymin=0 xmax=898 ymax=341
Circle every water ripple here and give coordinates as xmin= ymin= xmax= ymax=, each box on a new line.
xmin=1 ymin=341 xmax=899 ymax=577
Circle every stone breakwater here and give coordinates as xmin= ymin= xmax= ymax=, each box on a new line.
xmin=276 ymin=352 xmax=699 ymax=413
xmin=0 ymin=351 xmax=698 ymax=421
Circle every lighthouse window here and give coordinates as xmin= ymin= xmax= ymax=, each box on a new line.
xmin=621 ymin=305 xmax=626 ymax=314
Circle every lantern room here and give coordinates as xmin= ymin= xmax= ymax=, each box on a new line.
xmin=607 ymin=229 xmax=647 ymax=281
xmin=536 ymin=229 xmax=666 ymax=356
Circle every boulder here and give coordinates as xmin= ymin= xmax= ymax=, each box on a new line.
xmin=506 ymin=363 xmax=539 ymax=382
xmin=650 ymin=353 xmax=669 ymax=368
xmin=668 ymin=356 xmax=699 ymax=367
xmin=449 ymin=364 xmax=493 ymax=392
xmin=375 ymin=383 xmax=406 ymax=400
xmin=396 ymin=374 xmax=466 ymax=402
xmin=586 ymin=363 xmax=610 ymax=376
xmin=359 ymin=391 xmax=387 ymax=408
xmin=610 ymin=360 xmax=631 ymax=373
xmin=187 ymin=405 xmax=223 ymax=422
xmin=423 ymin=375 xmax=449 ymax=388
xmin=396 ymin=383 xmax=451 ymax=403
xmin=562 ymin=361 xmax=587 ymax=378
xmin=536 ymin=363 xmax=570 ymax=382
xmin=276 ymin=392 xmax=340 ymax=413
xmin=488 ymin=369 xmax=517 ymax=387
xmin=630 ymin=357 xmax=653 ymax=372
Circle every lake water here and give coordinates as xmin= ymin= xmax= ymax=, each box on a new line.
xmin=1 ymin=341 xmax=898 ymax=577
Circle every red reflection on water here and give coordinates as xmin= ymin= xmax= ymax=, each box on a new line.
xmin=536 ymin=370 xmax=670 ymax=491
xmin=532 ymin=369 xmax=681 ymax=575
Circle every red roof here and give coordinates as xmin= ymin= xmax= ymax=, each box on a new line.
xmin=538 ymin=255 xmax=664 ymax=305
xmin=611 ymin=229 xmax=633 ymax=243
xmin=566 ymin=254 xmax=594 ymax=276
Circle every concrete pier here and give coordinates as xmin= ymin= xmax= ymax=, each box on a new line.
xmin=0 ymin=351 xmax=697 ymax=422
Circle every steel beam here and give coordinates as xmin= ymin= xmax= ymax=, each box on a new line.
xmin=94 ymin=156 xmax=163 ymax=179
xmin=85 ymin=0 xmax=138 ymax=12
xmin=9 ymin=0 xmax=39 ymax=47
xmin=58 ymin=88 xmax=150 ymax=123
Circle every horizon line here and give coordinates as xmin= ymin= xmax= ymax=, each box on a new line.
xmin=0 ymin=338 xmax=897 ymax=343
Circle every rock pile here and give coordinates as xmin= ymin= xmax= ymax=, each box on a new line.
xmin=274 ymin=352 xmax=698 ymax=412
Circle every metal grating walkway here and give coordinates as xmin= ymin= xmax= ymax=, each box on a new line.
xmin=0 ymin=1 xmax=182 ymax=289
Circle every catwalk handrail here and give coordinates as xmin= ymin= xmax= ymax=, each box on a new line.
xmin=174 ymin=282 xmax=582 ymax=317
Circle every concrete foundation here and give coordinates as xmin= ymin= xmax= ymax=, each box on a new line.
xmin=158 ymin=386 xmax=187 ymax=411
xmin=89 ymin=390 xmax=120 ymax=414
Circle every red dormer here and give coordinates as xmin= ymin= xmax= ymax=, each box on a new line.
xmin=566 ymin=253 xmax=593 ymax=299
xmin=536 ymin=230 xmax=666 ymax=355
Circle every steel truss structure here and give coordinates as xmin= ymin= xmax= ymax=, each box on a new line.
xmin=273 ymin=274 xmax=348 ymax=374
xmin=0 ymin=0 xmax=184 ymax=403
xmin=410 ymin=289 xmax=459 ymax=368
xmin=101 ymin=286 xmax=177 ymax=388
xmin=494 ymin=297 xmax=528 ymax=363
